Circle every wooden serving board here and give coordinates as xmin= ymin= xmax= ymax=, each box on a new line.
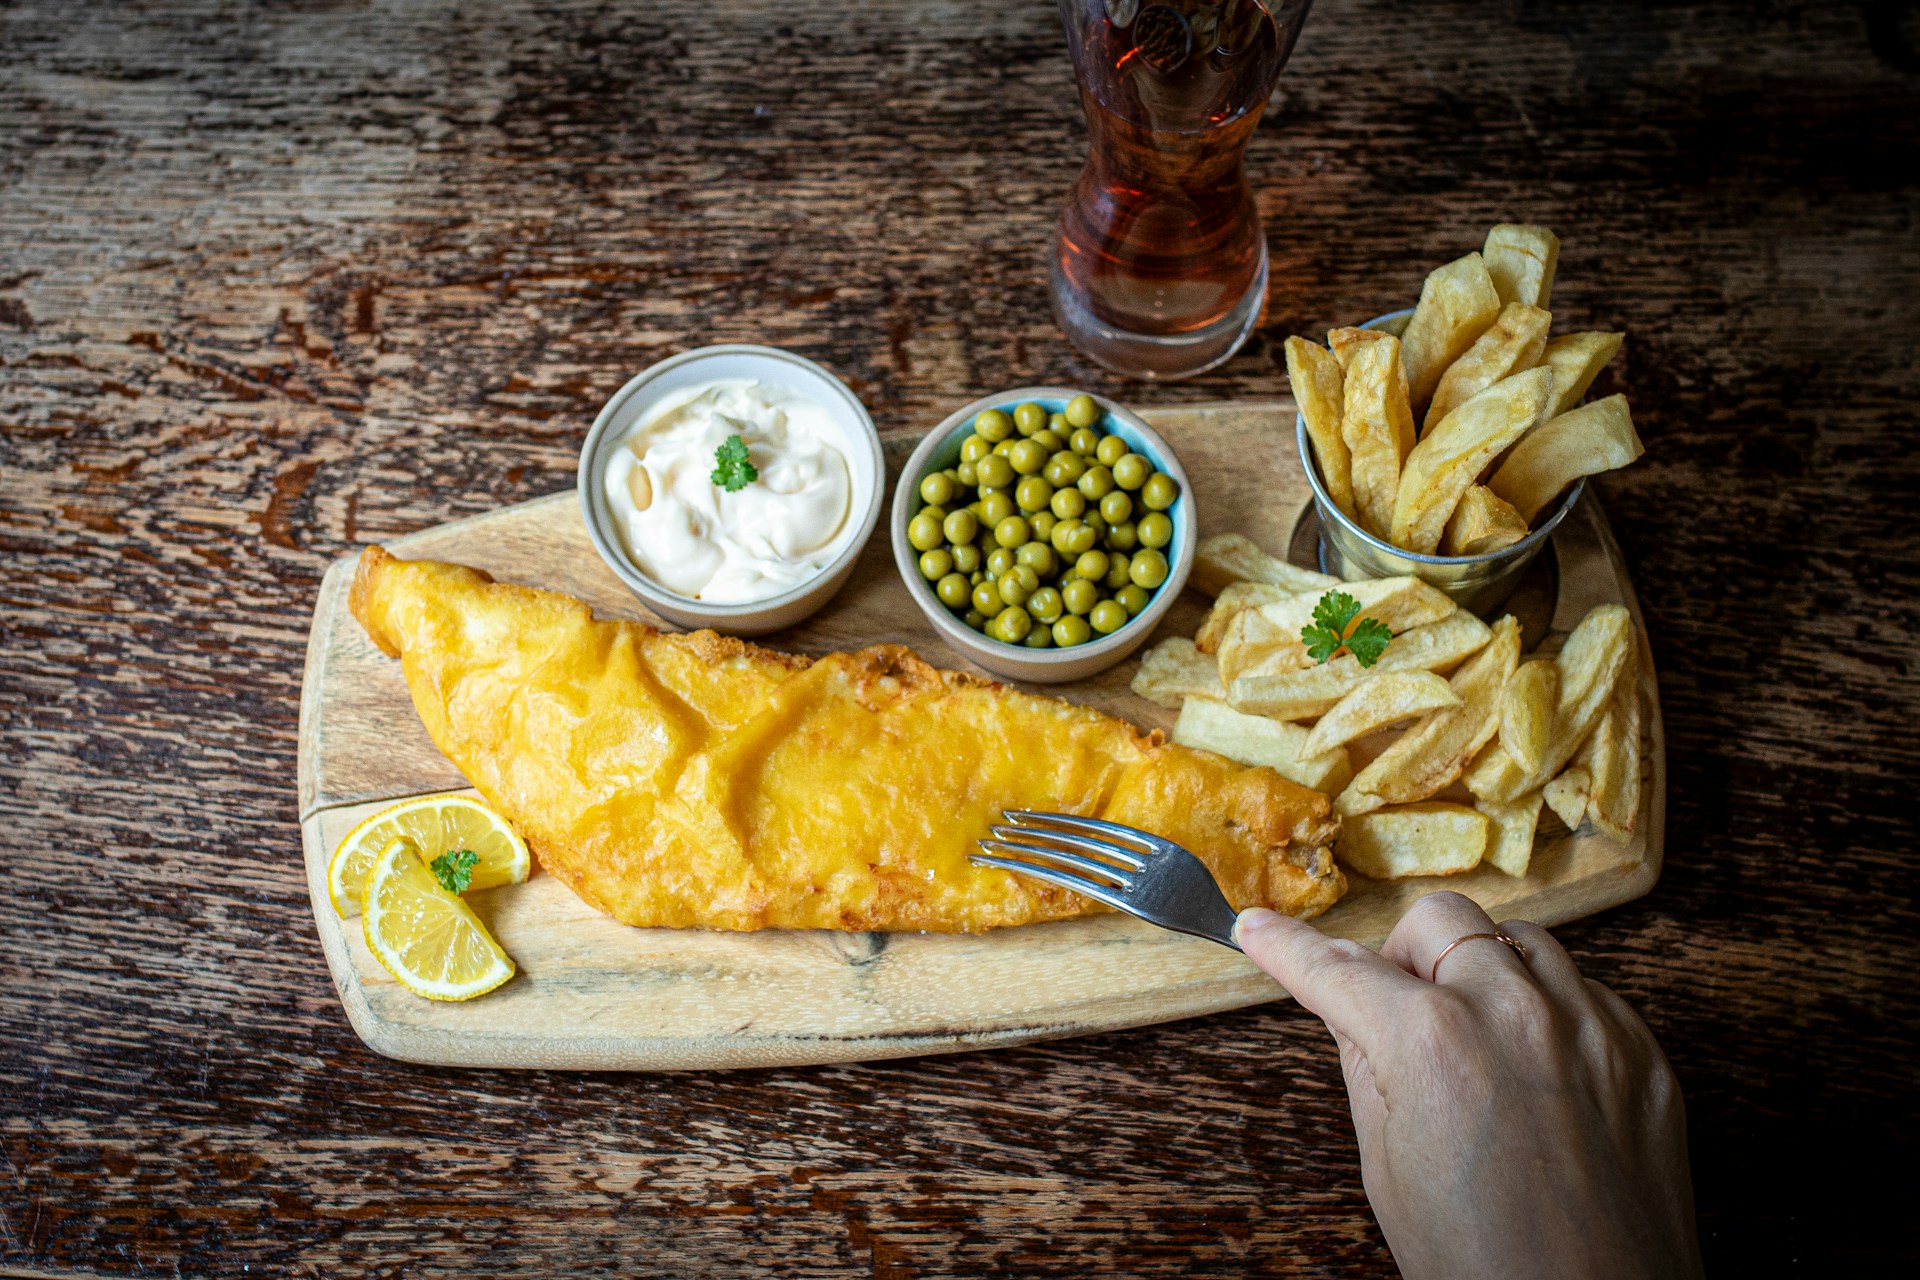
xmin=298 ymin=400 xmax=1664 ymax=1071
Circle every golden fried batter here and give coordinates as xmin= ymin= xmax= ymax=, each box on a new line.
xmin=351 ymin=548 xmax=1344 ymax=932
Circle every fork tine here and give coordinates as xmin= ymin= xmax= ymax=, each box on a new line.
xmin=977 ymin=838 xmax=1138 ymax=886
xmin=987 ymin=823 xmax=1149 ymax=870
xmin=1003 ymin=809 xmax=1160 ymax=852
xmin=969 ymin=852 xmax=1135 ymax=914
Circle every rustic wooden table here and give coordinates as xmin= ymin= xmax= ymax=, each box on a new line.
xmin=4 ymin=1 xmax=1916 ymax=1274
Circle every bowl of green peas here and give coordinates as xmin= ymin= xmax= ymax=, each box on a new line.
xmin=891 ymin=387 xmax=1195 ymax=683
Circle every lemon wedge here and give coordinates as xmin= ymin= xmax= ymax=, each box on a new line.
xmin=361 ymin=838 xmax=516 ymax=1001
xmin=327 ymin=794 xmax=529 ymax=917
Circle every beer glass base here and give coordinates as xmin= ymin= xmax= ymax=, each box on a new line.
xmin=1049 ymin=245 xmax=1267 ymax=382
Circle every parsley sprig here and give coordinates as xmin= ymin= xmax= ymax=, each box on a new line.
xmin=1300 ymin=590 xmax=1394 ymax=668
xmin=431 ymin=848 xmax=479 ymax=895
xmin=711 ymin=435 xmax=759 ymax=492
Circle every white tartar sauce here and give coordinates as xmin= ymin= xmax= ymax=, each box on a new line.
xmin=603 ymin=378 xmax=854 ymax=604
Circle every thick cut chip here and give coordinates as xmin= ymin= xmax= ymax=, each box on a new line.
xmin=1391 ymin=368 xmax=1554 ymax=555
xmin=1482 ymin=224 xmax=1561 ymax=309
xmin=1336 ymin=615 xmax=1521 ymax=815
xmin=1197 ymin=581 xmax=1298 ymax=653
xmin=1442 ymin=486 xmax=1530 ymax=557
xmin=1302 ymin=671 xmax=1460 ymax=758
xmin=1229 ymin=610 xmax=1493 ymax=721
xmin=1328 ymin=326 xmax=1392 ymax=367
xmin=1285 ymin=338 xmax=1357 ymax=522
xmin=1538 ymin=332 xmax=1624 ymax=419
xmin=1490 ymin=394 xmax=1643 ymax=524
xmin=1464 ymin=605 xmax=1634 ymax=803
xmin=1544 ymin=767 xmax=1591 ymax=831
xmin=1132 ymin=637 xmax=1225 ymax=709
xmin=1498 ymin=659 xmax=1559 ymax=774
xmin=1216 ymin=576 xmax=1457 ymax=680
xmin=1400 ymin=252 xmax=1503 ymax=414
xmin=1424 ymin=302 xmax=1552 ymax=432
xmin=1336 ymin=803 xmax=1489 ymax=880
xmin=1341 ymin=335 xmax=1416 ymax=537
xmin=1478 ymin=792 xmax=1545 ymax=877
xmin=1192 ymin=533 xmax=1337 ymax=598
xmin=1583 ymin=651 xmax=1642 ymax=843
xmin=1174 ymin=697 xmax=1353 ymax=795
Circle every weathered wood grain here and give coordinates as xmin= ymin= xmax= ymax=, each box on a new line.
xmin=3 ymin=0 xmax=1918 ymax=1273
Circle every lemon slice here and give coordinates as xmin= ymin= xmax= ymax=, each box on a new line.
xmin=362 ymin=838 xmax=516 ymax=1001
xmin=327 ymin=794 xmax=529 ymax=917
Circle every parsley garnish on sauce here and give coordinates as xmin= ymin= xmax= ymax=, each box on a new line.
xmin=431 ymin=848 xmax=479 ymax=895
xmin=1300 ymin=590 xmax=1394 ymax=668
xmin=710 ymin=435 xmax=759 ymax=492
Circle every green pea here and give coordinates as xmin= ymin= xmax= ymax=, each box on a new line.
xmin=1022 ymin=625 xmax=1054 ymax=648
xmin=1141 ymin=472 xmax=1179 ymax=511
xmin=977 ymin=532 xmax=999 ymax=557
xmin=993 ymin=438 xmax=1017 ymax=456
xmin=908 ymin=513 xmax=944 ymax=551
xmin=1074 ymin=549 xmax=1110 ymax=582
xmin=1104 ymin=551 xmax=1133 ymax=590
xmin=1030 ymin=429 xmax=1064 ymax=454
xmin=1062 ymin=578 xmax=1098 ymax=616
xmin=955 ymin=459 xmax=978 ymax=486
xmin=936 ymin=572 xmax=971 ymax=608
xmin=919 ymin=503 xmax=949 ymax=526
xmin=1112 ymin=453 xmax=1151 ymax=490
xmin=1013 ymin=401 xmax=1048 ymax=436
xmin=1048 ymin=411 xmax=1069 ymax=434
xmin=994 ymin=515 xmax=1030 ymax=549
xmin=963 ymin=608 xmax=986 ymax=631
xmin=1116 ymin=583 xmax=1150 ymax=617
xmin=943 ymin=467 xmax=962 ymax=484
xmin=975 ymin=408 xmax=1013 ymax=442
xmin=1029 ymin=511 xmax=1058 ymax=544
xmin=1044 ymin=451 xmax=1086 ymax=487
xmin=1077 ymin=464 xmax=1115 ymax=500
xmin=960 ymin=434 xmax=991 ymax=464
xmin=951 ymin=543 xmax=981 ymax=574
xmin=998 ymin=571 xmax=1032 ymax=607
xmin=1107 ymin=520 xmax=1139 ymax=552
xmin=1069 ymin=427 xmax=1100 ymax=457
xmin=920 ymin=472 xmax=955 ymax=507
xmin=1049 ymin=518 xmax=1083 ymax=554
xmin=1016 ymin=542 xmax=1058 ymax=577
xmin=1067 ymin=521 xmax=1098 ymax=555
xmin=919 ymin=548 xmax=953 ymax=580
xmin=1129 ymin=547 xmax=1170 ymax=589
xmin=1009 ymin=439 xmax=1048 ymax=476
xmin=1052 ymin=614 xmax=1093 ymax=647
xmin=1090 ymin=599 xmax=1128 ymax=635
xmin=1066 ymin=394 xmax=1101 ymax=429
xmin=1027 ymin=586 xmax=1064 ymax=624
xmin=1084 ymin=510 xmax=1109 ymax=543
xmin=1095 ymin=434 xmax=1128 ymax=467
xmin=1016 ymin=475 xmax=1054 ymax=513
xmin=979 ymin=491 xmax=1014 ymax=526
xmin=972 ymin=581 xmax=1005 ymax=617
xmin=986 ymin=546 xmax=1015 ymax=577
xmin=970 ymin=569 xmax=986 ymax=585
xmin=1137 ymin=511 xmax=1172 ymax=549
xmin=1047 ymin=486 xmax=1084 ymax=520
xmin=1099 ymin=490 xmax=1133 ymax=524
xmin=942 ymin=509 xmax=978 ymax=545
xmin=994 ymin=605 xmax=1032 ymax=642
xmin=1012 ymin=564 xmax=1040 ymax=592
xmin=975 ymin=454 xmax=1014 ymax=489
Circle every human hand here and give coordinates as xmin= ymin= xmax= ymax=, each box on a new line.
xmin=1236 ymin=891 xmax=1703 ymax=1280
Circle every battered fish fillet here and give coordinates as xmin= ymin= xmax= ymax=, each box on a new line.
xmin=350 ymin=547 xmax=1344 ymax=932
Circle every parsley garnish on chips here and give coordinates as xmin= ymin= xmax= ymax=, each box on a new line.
xmin=1300 ymin=590 xmax=1394 ymax=668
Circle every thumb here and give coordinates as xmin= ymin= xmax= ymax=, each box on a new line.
xmin=1234 ymin=907 xmax=1413 ymax=1040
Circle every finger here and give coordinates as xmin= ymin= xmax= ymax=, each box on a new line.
xmin=1234 ymin=908 xmax=1422 ymax=1039
xmin=1496 ymin=919 xmax=1592 ymax=1010
xmin=1380 ymin=889 xmax=1527 ymax=986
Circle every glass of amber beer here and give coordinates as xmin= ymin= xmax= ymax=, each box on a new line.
xmin=1050 ymin=1 xmax=1312 ymax=379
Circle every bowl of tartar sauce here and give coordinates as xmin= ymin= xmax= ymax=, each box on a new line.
xmin=578 ymin=345 xmax=884 ymax=635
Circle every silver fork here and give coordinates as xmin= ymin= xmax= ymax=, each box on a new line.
xmin=972 ymin=810 xmax=1244 ymax=951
